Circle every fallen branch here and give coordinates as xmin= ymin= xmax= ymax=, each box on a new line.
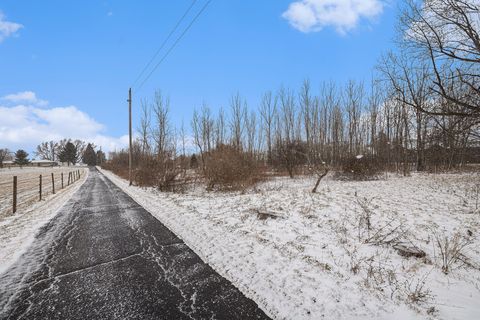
xmin=252 ymin=209 xmax=286 ymax=220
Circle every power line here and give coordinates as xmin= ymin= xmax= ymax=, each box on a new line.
xmin=131 ymin=0 xmax=198 ymax=89
xmin=135 ymin=0 xmax=212 ymax=92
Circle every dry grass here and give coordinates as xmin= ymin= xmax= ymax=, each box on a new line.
xmin=0 ymin=167 xmax=85 ymax=217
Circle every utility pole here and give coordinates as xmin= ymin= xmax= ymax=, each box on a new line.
xmin=128 ymin=88 xmax=133 ymax=186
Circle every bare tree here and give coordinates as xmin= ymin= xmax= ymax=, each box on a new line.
xmin=300 ymin=79 xmax=314 ymax=155
xmin=259 ymin=91 xmax=277 ymax=163
xmin=368 ymin=79 xmax=383 ymax=157
xmin=245 ymin=110 xmax=257 ymax=155
xmin=138 ymin=98 xmax=151 ymax=157
xmin=216 ymin=107 xmax=226 ymax=147
xmin=279 ymin=87 xmax=297 ymax=143
xmin=379 ymin=53 xmax=431 ymax=171
xmin=152 ymin=90 xmax=171 ymax=157
xmin=200 ymin=103 xmax=214 ymax=153
xmin=344 ymin=80 xmax=364 ymax=156
xmin=191 ymin=105 xmax=214 ymax=172
xmin=192 ymin=108 xmax=205 ymax=172
xmin=0 ymin=148 xmax=11 ymax=168
xmin=399 ymin=0 xmax=480 ymax=119
xmin=230 ymin=93 xmax=246 ymax=149
xmin=35 ymin=141 xmax=58 ymax=161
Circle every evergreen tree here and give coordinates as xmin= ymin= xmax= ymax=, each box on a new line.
xmin=82 ymin=143 xmax=97 ymax=166
xmin=59 ymin=142 xmax=78 ymax=166
xmin=14 ymin=149 xmax=30 ymax=167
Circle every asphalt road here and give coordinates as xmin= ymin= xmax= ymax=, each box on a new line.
xmin=0 ymin=168 xmax=270 ymax=320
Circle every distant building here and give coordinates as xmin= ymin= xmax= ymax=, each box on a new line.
xmin=2 ymin=159 xmax=59 ymax=168
xmin=31 ymin=159 xmax=58 ymax=167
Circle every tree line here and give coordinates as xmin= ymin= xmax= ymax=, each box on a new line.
xmin=35 ymin=139 xmax=105 ymax=166
xmin=103 ymin=1 xmax=480 ymax=188
xmin=0 ymin=140 xmax=106 ymax=168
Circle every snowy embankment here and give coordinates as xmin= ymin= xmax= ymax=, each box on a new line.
xmin=99 ymin=167 xmax=480 ymax=320
xmin=0 ymin=168 xmax=88 ymax=274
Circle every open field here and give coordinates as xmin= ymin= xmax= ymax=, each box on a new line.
xmin=0 ymin=167 xmax=85 ymax=217
xmin=101 ymin=168 xmax=480 ymax=320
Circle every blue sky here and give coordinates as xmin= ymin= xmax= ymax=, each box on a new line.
xmin=0 ymin=0 xmax=398 ymax=154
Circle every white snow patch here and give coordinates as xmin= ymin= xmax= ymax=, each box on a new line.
xmin=99 ymin=167 xmax=480 ymax=320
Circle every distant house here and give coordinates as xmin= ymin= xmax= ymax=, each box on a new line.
xmin=2 ymin=160 xmax=14 ymax=167
xmin=1 ymin=159 xmax=58 ymax=168
xmin=31 ymin=159 xmax=58 ymax=167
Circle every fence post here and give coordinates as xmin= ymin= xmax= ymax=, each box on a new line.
xmin=13 ymin=176 xmax=17 ymax=213
xmin=68 ymin=172 xmax=71 ymax=186
xmin=51 ymin=173 xmax=55 ymax=194
xmin=61 ymin=173 xmax=64 ymax=189
xmin=39 ymin=175 xmax=42 ymax=201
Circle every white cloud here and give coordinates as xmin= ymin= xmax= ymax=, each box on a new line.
xmin=0 ymin=93 xmax=128 ymax=154
xmin=2 ymin=91 xmax=48 ymax=106
xmin=282 ymin=0 xmax=384 ymax=34
xmin=0 ymin=11 xmax=23 ymax=43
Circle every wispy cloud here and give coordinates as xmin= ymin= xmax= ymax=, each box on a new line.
xmin=0 ymin=91 xmax=128 ymax=153
xmin=282 ymin=0 xmax=384 ymax=35
xmin=0 ymin=11 xmax=23 ymax=43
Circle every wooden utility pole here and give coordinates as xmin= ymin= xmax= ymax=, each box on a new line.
xmin=128 ymin=88 xmax=133 ymax=186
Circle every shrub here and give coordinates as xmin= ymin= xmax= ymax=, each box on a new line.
xmin=101 ymin=150 xmax=129 ymax=180
xmin=204 ymin=144 xmax=262 ymax=191
xmin=134 ymin=158 xmax=159 ymax=187
xmin=190 ymin=154 xmax=199 ymax=169
xmin=434 ymin=231 xmax=473 ymax=274
xmin=135 ymin=155 xmax=184 ymax=192
xmin=271 ymin=140 xmax=309 ymax=178
xmin=335 ymin=155 xmax=384 ymax=181
xmin=103 ymin=151 xmax=185 ymax=192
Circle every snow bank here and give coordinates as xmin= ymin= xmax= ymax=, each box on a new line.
xmin=99 ymin=167 xmax=480 ymax=320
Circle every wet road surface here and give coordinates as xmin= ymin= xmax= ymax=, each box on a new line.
xmin=0 ymin=168 xmax=270 ymax=320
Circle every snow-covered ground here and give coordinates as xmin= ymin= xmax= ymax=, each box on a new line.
xmin=100 ymin=167 xmax=480 ymax=320
xmin=0 ymin=168 xmax=88 ymax=274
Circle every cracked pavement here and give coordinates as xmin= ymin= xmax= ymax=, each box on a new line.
xmin=0 ymin=168 xmax=270 ymax=320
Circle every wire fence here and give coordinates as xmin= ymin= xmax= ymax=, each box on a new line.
xmin=0 ymin=169 xmax=85 ymax=217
